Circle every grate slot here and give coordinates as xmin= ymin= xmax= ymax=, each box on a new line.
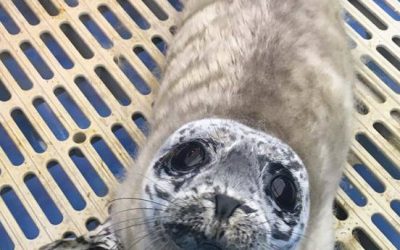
xmin=391 ymin=200 xmax=400 ymax=218
xmin=372 ymin=0 xmax=400 ymax=21
xmin=362 ymin=55 xmax=400 ymax=94
xmin=90 ymin=136 xmax=126 ymax=181
xmin=115 ymin=56 xmax=151 ymax=95
xmin=371 ymin=214 xmax=400 ymax=248
xmin=85 ymin=218 xmax=100 ymax=231
xmin=376 ymin=46 xmax=400 ymax=72
xmin=391 ymin=109 xmax=400 ymax=124
xmin=20 ymin=42 xmax=54 ymax=80
xmin=11 ymin=109 xmax=47 ymax=154
xmin=0 ymin=123 xmax=24 ymax=166
xmin=0 ymin=4 xmax=20 ymax=34
xmin=112 ymin=124 xmax=138 ymax=159
xmin=168 ymin=0 xmax=183 ymax=12
xmin=33 ymin=97 xmax=69 ymax=141
xmin=340 ymin=175 xmax=367 ymax=207
xmin=54 ymin=87 xmax=91 ymax=129
xmin=134 ymin=46 xmax=160 ymax=79
xmin=24 ymin=174 xmax=63 ymax=225
xmin=38 ymin=0 xmax=59 ymax=17
xmin=0 ymin=78 xmax=11 ymax=102
xmin=69 ymin=148 xmax=109 ymax=197
xmin=98 ymin=5 xmax=132 ymax=40
xmin=356 ymin=73 xmax=386 ymax=103
xmin=64 ymin=0 xmax=79 ymax=8
xmin=95 ymin=66 xmax=131 ymax=106
xmin=63 ymin=231 xmax=77 ymax=239
xmin=353 ymin=228 xmax=381 ymax=250
xmin=47 ymin=161 xmax=86 ymax=211
xmin=0 ymin=51 xmax=33 ymax=90
xmin=348 ymin=0 xmax=388 ymax=30
xmin=74 ymin=76 xmax=111 ymax=118
xmin=40 ymin=32 xmax=74 ymax=69
xmin=373 ymin=122 xmax=400 ymax=154
xmin=117 ymin=0 xmax=150 ymax=30
xmin=142 ymin=0 xmax=168 ymax=21
xmin=12 ymin=0 xmax=39 ymax=26
xmin=0 ymin=186 xmax=39 ymax=239
xmin=334 ymin=200 xmax=349 ymax=221
xmin=132 ymin=113 xmax=149 ymax=136
xmin=353 ymin=163 xmax=385 ymax=193
xmin=60 ymin=23 xmax=94 ymax=59
xmin=80 ymin=14 xmax=113 ymax=49
xmin=356 ymin=133 xmax=400 ymax=180
xmin=0 ymin=221 xmax=14 ymax=250
xmin=344 ymin=11 xmax=372 ymax=40
xmin=152 ymin=36 xmax=168 ymax=55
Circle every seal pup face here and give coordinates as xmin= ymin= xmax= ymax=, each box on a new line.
xmin=142 ymin=119 xmax=309 ymax=250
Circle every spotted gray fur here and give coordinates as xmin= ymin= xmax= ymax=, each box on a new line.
xmin=147 ymin=119 xmax=310 ymax=249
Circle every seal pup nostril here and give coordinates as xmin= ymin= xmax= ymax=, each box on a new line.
xmin=214 ymin=194 xmax=242 ymax=221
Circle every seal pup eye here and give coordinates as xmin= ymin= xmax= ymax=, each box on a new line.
xmin=169 ymin=141 xmax=207 ymax=174
xmin=269 ymin=175 xmax=297 ymax=211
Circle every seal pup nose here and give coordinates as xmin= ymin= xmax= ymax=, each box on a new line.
xmin=214 ymin=194 xmax=242 ymax=221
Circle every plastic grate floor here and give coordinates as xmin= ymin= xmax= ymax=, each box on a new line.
xmin=0 ymin=0 xmax=398 ymax=249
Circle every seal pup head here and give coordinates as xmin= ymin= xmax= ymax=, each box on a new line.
xmin=138 ymin=119 xmax=309 ymax=250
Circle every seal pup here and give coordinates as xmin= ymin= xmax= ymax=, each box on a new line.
xmin=114 ymin=0 xmax=353 ymax=249
xmin=41 ymin=0 xmax=353 ymax=249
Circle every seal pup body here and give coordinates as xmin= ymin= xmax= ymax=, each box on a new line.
xmin=115 ymin=0 xmax=353 ymax=249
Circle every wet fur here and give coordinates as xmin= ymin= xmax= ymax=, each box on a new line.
xmin=114 ymin=0 xmax=353 ymax=249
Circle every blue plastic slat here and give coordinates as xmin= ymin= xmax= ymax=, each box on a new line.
xmin=33 ymin=98 xmax=69 ymax=141
xmin=74 ymin=76 xmax=111 ymax=117
xmin=54 ymin=87 xmax=91 ymax=129
xmin=112 ymin=125 xmax=138 ymax=159
xmin=20 ymin=42 xmax=54 ymax=80
xmin=0 ymin=4 xmax=20 ymax=34
xmin=40 ymin=32 xmax=74 ymax=69
xmin=11 ymin=109 xmax=47 ymax=153
xmin=91 ymin=136 xmax=126 ymax=181
xmin=47 ymin=161 xmax=86 ymax=211
xmin=372 ymin=214 xmax=400 ymax=248
xmin=0 ymin=51 xmax=33 ymax=90
xmin=95 ymin=67 xmax=131 ymax=106
xmin=353 ymin=164 xmax=385 ymax=193
xmin=0 ymin=123 xmax=24 ymax=166
xmin=117 ymin=0 xmax=150 ymax=30
xmin=69 ymin=149 xmax=109 ymax=197
xmin=116 ymin=56 xmax=151 ymax=95
xmin=356 ymin=134 xmax=400 ymax=179
xmin=12 ymin=0 xmax=39 ymax=25
xmin=0 ymin=187 xmax=39 ymax=239
xmin=340 ymin=175 xmax=367 ymax=207
xmin=0 ymin=221 xmax=14 ymax=250
xmin=132 ymin=113 xmax=149 ymax=136
xmin=0 ymin=78 xmax=11 ymax=101
xmin=98 ymin=5 xmax=131 ymax=39
xmin=80 ymin=14 xmax=113 ymax=49
xmin=24 ymin=174 xmax=63 ymax=225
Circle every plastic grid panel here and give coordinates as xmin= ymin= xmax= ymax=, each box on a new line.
xmin=0 ymin=0 xmax=397 ymax=249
